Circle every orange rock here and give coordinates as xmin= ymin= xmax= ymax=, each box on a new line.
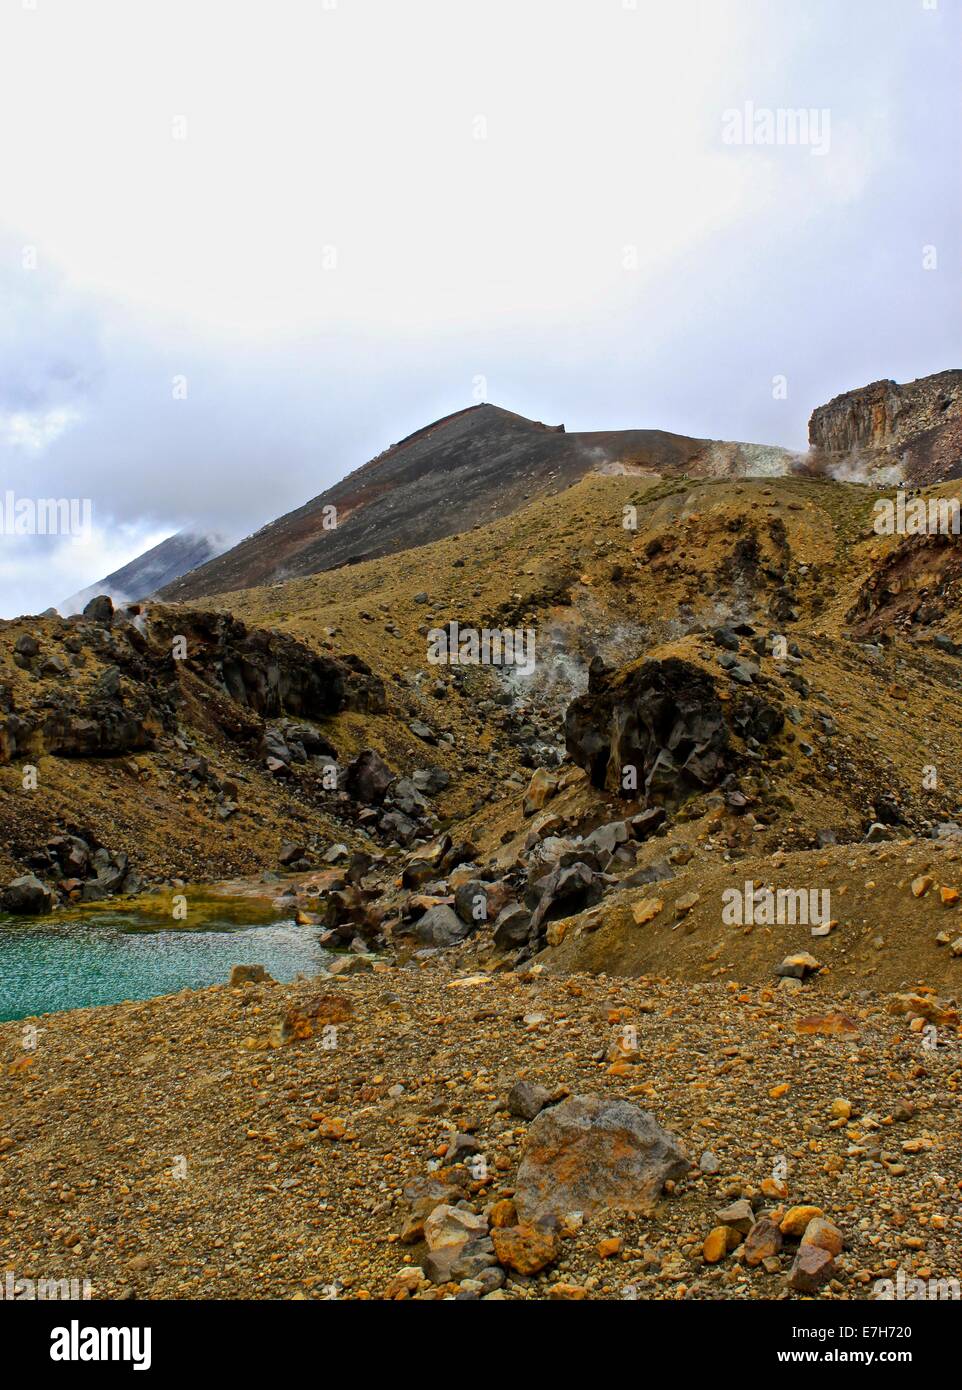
xmin=280 ymin=991 xmax=354 ymax=1043
xmin=492 ymin=1223 xmax=561 ymax=1275
xmin=489 ymin=1199 xmax=517 ymax=1229
xmin=631 ymin=898 xmax=664 ymax=926
xmin=703 ymin=1226 xmax=732 ymax=1264
xmin=523 ymin=768 xmax=559 ymax=817
xmin=315 ymin=1117 xmax=346 ymax=1141
xmin=549 ymin=1283 xmax=587 ymax=1299
xmin=607 ymin=1027 xmax=641 ymax=1065
xmin=597 ymin=1237 xmax=622 ymax=1259
xmin=795 ymin=1013 xmax=859 ymax=1037
xmin=384 ymin=1267 xmax=423 ymax=1299
xmin=781 ymin=1205 xmax=824 ymax=1237
xmin=800 ymin=1217 xmax=844 ymax=1257
xmin=887 ymin=993 xmax=959 ymax=1026
xmin=941 ymin=885 xmax=960 ymax=906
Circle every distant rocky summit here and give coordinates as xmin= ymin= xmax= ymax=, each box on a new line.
xmin=55 ymin=370 xmax=962 ymax=618
xmin=809 ymin=369 xmax=962 ymax=484
xmin=61 ymin=529 xmax=228 ymax=614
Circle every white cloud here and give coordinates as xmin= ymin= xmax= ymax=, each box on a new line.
xmin=0 ymin=406 xmax=81 ymax=452
xmin=0 ymin=521 xmax=172 ymax=618
xmin=0 ymin=0 xmax=793 ymax=338
xmin=0 ymin=0 xmax=957 ymax=618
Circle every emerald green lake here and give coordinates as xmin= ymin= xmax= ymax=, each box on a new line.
xmin=0 ymin=899 xmax=333 ymax=1021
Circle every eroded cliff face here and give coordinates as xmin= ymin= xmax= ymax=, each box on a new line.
xmin=808 ymin=370 xmax=962 ymax=484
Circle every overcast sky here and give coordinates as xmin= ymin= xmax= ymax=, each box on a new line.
xmin=1 ymin=0 xmax=959 ymax=618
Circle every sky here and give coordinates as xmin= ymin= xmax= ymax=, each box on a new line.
xmin=0 ymin=0 xmax=959 ymax=617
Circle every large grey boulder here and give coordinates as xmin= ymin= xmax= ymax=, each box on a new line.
xmin=414 ymin=904 xmax=469 ymax=947
xmin=514 ymin=1094 xmax=689 ymax=1224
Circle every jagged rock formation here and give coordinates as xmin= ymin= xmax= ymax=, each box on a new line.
xmin=808 ymin=370 xmax=962 ymax=485
xmin=846 ymin=531 xmax=962 ymax=639
xmin=564 ymin=657 xmax=733 ymax=804
xmin=0 ymin=598 xmax=384 ymax=768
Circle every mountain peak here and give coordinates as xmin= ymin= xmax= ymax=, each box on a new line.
xmin=158 ymin=409 xmax=791 ymax=602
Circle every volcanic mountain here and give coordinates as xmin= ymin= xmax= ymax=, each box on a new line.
xmin=62 ymin=529 xmax=229 ymax=614
xmin=157 ymin=403 xmax=795 ymax=602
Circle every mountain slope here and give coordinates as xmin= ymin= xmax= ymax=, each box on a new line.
xmin=158 ymin=404 xmax=795 ymax=601
xmin=62 ymin=529 xmax=228 ymax=614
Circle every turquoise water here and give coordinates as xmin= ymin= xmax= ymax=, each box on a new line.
xmin=0 ymin=902 xmax=334 ymax=1021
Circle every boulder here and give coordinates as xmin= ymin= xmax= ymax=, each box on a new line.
xmin=493 ymin=903 xmax=532 ymax=949
xmin=343 ymin=749 xmax=396 ymax=804
xmin=423 ymin=1238 xmax=497 ymax=1285
xmin=1 ymin=874 xmax=53 ymax=915
xmin=380 ymin=810 xmax=419 ymax=846
xmin=744 ymin=1218 xmax=783 ymax=1267
xmin=414 ymin=904 xmax=469 ymax=948
xmin=513 ymin=1094 xmax=689 ymax=1224
xmin=491 ymin=1223 xmax=560 ymax=1274
xmin=14 ymin=634 xmax=39 ymax=660
xmin=788 ymin=1243 xmax=836 ymax=1294
xmin=629 ymin=807 xmax=666 ymax=839
xmin=391 ymin=777 xmax=428 ymax=817
xmin=529 ymin=862 xmax=603 ymax=935
xmin=408 ymin=719 xmax=436 ymax=744
xmin=507 ymin=1079 xmax=555 ymax=1121
xmin=82 ymin=594 xmax=114 ymax=624
xmin=423 ymin=1205 xmax=488 ymax=1251
xmin=413 ymin=766 xmax=450 ymax=797
xmin=776 ymin=952 xmax=822 ymax=980
xmin=564 ymin=657 xmax=729 ymax=805
xmin=582 ymin=821 xmax=630 ymax=858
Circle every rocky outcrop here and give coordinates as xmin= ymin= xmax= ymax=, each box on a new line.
xmin=564 ymin=657 xmax=730 ymax=804
xmin=146 ymin=607 xmax=385 ymax=721
xmin=808 ymin=370 xmax=962 ymax=485
xmin=0 ymin=604 xmax=384 ymax=768
xmin=846 ymin=531 xmax=962 ymax=637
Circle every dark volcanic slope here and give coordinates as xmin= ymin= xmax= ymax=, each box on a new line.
xmin=159 ymin=404 xmax=791 ymax=601
xmin=63 ymin=529 xmax=227 ymax=613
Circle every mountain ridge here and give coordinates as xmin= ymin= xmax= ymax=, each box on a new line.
xmin=158 ymin=402 xmax=797 ymax=602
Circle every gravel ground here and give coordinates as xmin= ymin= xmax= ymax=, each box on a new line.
xmin=2 ymin=956 xmax=961 ymax=1301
